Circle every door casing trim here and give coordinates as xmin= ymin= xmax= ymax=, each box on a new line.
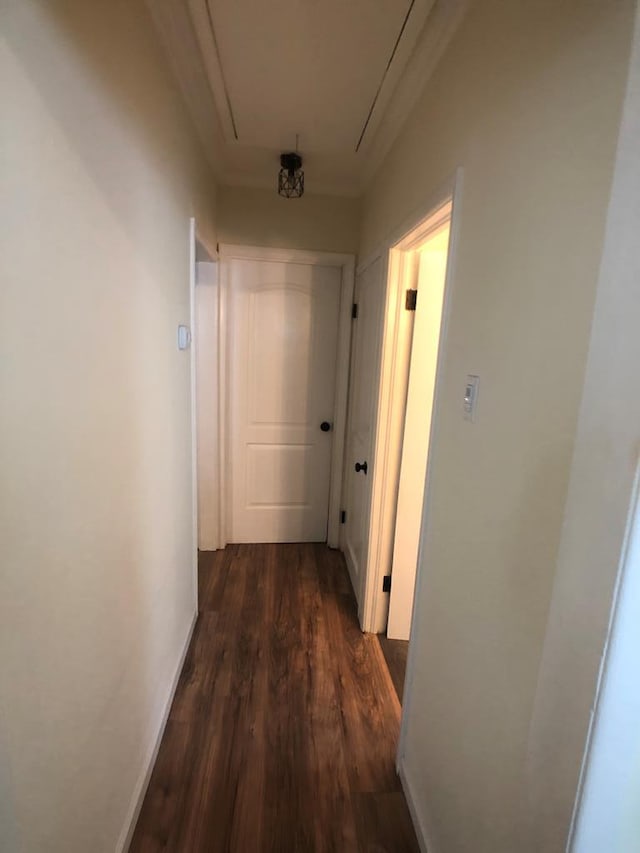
xmin=190 ymin=220 xmax=219 ymax=583
xmin=358 ymin=170 xmax=463 ymax=637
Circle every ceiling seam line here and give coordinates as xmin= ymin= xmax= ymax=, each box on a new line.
xmin=355 ymin=0 xmax=417 ymax=153
xmin=205 ymin=0 xmax=239 ymax=140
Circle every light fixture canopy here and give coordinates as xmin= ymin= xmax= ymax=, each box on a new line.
xmin=278 ymin=151 xmax=304 ymax=198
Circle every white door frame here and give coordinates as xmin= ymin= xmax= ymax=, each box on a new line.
xmin=396 ymin=172 xmax=464 ymax=773
xmin=189 ymin=219 xmax=219 ymax=600
xmin=359 ymin=169 xmax=464 ymax=637
xmin=193 ymin=248 xmax=222 ymax=552
xmin=189 ymin=220 xmax=198 ymax=609
xmin=218 ymin=244 xmax=355 ymax=548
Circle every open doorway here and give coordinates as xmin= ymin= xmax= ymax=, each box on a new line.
xmin=345 ymin=192 xmax=456 ymax=706
xmin=386 ymin=220 xmax=451 ymax=642
xmin=379 ymin=209 xmax=452 ymax=703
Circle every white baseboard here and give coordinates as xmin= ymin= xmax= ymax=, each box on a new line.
xmin=399 ymin=756 xmax=438 ymax=853
xmin=116 ymin=609 xmax=198 ymax=853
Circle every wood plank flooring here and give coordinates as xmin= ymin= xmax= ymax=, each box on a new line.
xmin=377 ymin=635 xmax=409 ymax=704
xmin=130 ymin=544 xmax=419 ymax=853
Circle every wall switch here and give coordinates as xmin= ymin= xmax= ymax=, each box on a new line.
xmin=177 ymin=324 xmax=191 ymax=351
xmin=463 ymin=375 xmax=480 ymax=421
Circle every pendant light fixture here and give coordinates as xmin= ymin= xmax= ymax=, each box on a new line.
xmin=278 ymin=135 xmax=304 ymax=198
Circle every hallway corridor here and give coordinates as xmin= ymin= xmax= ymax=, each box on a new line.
xmin=130 ymin=545 xmax=419 ymax=852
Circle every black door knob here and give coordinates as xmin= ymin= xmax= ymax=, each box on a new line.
xmin=320 ymin=421 xmax=332 ymax=432
xmin=355 ymin=461 xmax=368 ymax=475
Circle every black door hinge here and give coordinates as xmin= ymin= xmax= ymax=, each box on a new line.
xmin=382 ymin=575 xmax=392 ymax=593
xmin=351 ymin=303 xmax=359 ymax=319
xmin=340 ymin=510 xmax=346 ymax=524
xmin=405 ymin=289 xmax=418 ymax=311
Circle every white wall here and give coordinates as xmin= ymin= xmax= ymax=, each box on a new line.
xmin=217 ymin=184 xmax=360 ymax=253
xmin=359 ymin=0 xmax=636 ymax=850
xmin=0 ymin=1 xmax=217 ymax=850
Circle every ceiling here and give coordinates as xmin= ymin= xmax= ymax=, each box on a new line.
xmin=147 ymin=0 xmax=467 ymax=196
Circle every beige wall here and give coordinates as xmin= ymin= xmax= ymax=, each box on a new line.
xmin=0 ymin=1 xmax=216 ymax=851
xmin=217 ymin=184 xmax=360 ymax=253
xmin=359 ymin=1 xmax=635 ymax=851
xmin=524 ymin=8 xmax=640 ymax=849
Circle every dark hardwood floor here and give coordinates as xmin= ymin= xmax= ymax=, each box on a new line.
xmin=130 ymin=544 xmax=419 ymax=853
xmin=377 ymin=635 xmax=409 ymax=705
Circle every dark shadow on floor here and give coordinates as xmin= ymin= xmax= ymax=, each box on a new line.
xmin=377 ymin=634 xmax=409 ymax=704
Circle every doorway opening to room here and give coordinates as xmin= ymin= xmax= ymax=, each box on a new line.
xmin=380 ymin=208 xmax=451 ymax=704
xmin=344 ymin=193 xmax=455 ymax=708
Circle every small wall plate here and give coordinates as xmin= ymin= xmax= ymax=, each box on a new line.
xmin=464 ymin=374 xmax=480 ymax=421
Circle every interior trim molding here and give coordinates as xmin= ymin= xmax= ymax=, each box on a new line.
xmin=147 ymin=0 xmax=468 ymax=196
xmin=219 ymin=244 xmax=355 ymax=268
xmin=144 ymin=0 xmax=227 ymax=180
xmin=187 ymin=0 xmax=240 ymax=144
xmin=359 ymin=0 xmax=470 ymax=186
xmin=116 ymin=611 xmax=197 ymax=853
xmin=398 ymin=758 xmax=439 ymax=853
xmin=355 ymin=0 xmax=418 ymax=152
xmin=202 ymin=0 xmax=239 ymax=139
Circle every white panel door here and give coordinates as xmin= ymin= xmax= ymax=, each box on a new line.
xmin=228 ymin=259 xmax=341 ymax=543
xmin=342 ymin=257 xmax=386 ymax=609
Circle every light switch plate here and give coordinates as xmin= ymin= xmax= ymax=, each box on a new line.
xmin=177 ymin=324 xmax=191 ymax=351
xmin=464 ymin=375 xmax=480 ymax=421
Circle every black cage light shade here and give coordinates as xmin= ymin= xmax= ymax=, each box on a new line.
xmin=278 ymin=152 xmax=304 ymax=198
